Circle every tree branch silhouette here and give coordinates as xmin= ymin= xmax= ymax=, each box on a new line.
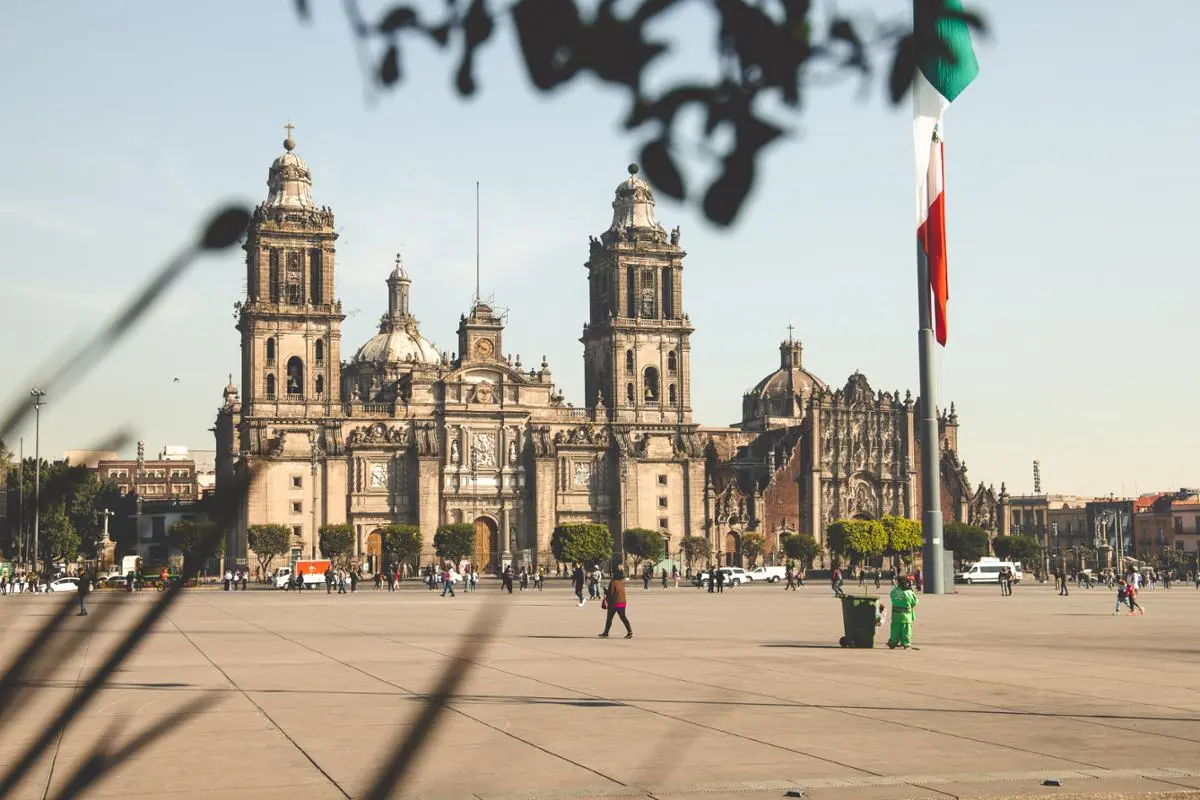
xmin=320 ymin=0 xmax=985 ymax=226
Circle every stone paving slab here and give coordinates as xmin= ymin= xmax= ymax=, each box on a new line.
xmin=1 ymin=582 xmax=1199 ymax=799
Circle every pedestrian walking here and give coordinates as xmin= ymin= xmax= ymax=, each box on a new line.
xmin=1114 ymin=579 xmax=1130 ymax=614
xmin=1058 ymin=571 xmax=1069 ymax=597
xmin=887 ymin=576 xmax=919 ymax=650
xmin=77 ymin=569 xmax=91 ymax=616
xmin=598 ymin=567 xmax=633 ymax=639
xmin=643 ymin=567 xmax=651 ymax=591
xmin=441 ymin=566 xmax=456 ymax=597
xmin=661 ymin=568 xmax=668 ymax=589
xmin=1126 ymin=581 xmax=1145 ymax=616
xmin=572 ymin=563 xmax=586 ymax=606
xmin=830 ymin=567 xmax=846 ymax=598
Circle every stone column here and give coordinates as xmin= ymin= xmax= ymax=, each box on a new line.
xmin=417 ymin=458 xmax=440 ymax=562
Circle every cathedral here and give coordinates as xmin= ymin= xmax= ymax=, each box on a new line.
xmin=214 ymin=130 xmax=1008 ymax=573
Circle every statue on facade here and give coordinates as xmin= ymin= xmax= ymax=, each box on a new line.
xmin=670 ymin=226 xmax=680 ymax=246
xmin=508 ymin=439 xmax=519 ymax=465
xmin=450 ymin=439 xmax=461 ymax=465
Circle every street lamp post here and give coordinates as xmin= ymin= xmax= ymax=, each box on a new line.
xmin=30 ymin=389 xmax=46 ymax=575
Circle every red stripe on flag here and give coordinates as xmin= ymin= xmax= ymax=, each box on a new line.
xmin=918 ymin=142 xmax=949 ymax=346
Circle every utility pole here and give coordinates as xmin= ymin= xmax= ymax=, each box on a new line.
xmin=30 ymin=389 xmax=46 ymax=575
xmin=17 ymin=437 xmax=23 ymax=564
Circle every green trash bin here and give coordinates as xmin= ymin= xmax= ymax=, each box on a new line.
xmin=838 ymin=594 xmax=880 ymax=648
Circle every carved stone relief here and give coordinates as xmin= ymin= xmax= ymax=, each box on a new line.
xmin=472 ymin=432 xmax=497 ymax=468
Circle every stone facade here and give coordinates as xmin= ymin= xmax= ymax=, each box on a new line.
xmin=703 ymin=354 xmax=1008 ymax=567
xmin=216 ymin=142 xmax=707 ymax=572
xmin=215 ymin=131 xmax=1005 ymax=573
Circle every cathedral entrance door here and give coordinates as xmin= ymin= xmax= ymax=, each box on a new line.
xmin=366 ymin=530 xmax=383 ymax=574
xmin=473 ymin=516 xmax=498 ymax=574
xmin=725 ymin=532 xmax=740 ymax=567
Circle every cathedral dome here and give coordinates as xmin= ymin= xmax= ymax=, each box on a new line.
xmin=351 ymin=254 xmax=440 ymax=367
xmin=264 ymin=128 xmax=317 ymax=210
xmin=352 ymin=327 xmax=441 ymax=366
xmin=741 ymin=338 xmax=826 ymax=428
xmin=610 ymin=163 xmax=663 ymax=231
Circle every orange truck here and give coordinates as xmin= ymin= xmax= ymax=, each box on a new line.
xmin=271 ymin=559 xmax=331 ymax=589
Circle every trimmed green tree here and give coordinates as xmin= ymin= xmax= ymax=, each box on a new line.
xmin=169 ymin=520 xmax=225 ymax=578
xmin=379 ymin=524 xmax=423 ymax=571
xmin=740 ymin=532 xmax=766 ymax=567
xmin=551 ymin=522 xmax=613 ymax=568
xmin=944 ymin=522 xmax=990 ymax=564
xmin=993 ymin=533 xmax=1039 ymax=565
xmin=623 ymin=528 xmax=665 ymax=573
xmin=318 ymin=524 xmax=355 ymax=564
xmin=247 ymin=523 xmax=292 ymax=578
xmin=680 ymin=536 xmax=711 ymax=571
xmin=780 ymin=532 xmax=819 ymax=567
xmin=882 ymin=515 xmax=922 ymax=569
xmin=825 ymin=519 xmax=887 ymax=567
xmin=434 ymin=523 xmax=475 ymax=565
xmin=43 ymin=503 xmax=81 ymax=565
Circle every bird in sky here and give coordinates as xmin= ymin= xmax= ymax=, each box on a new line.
xmin=172 ymin=378 xmax=180 ymax=383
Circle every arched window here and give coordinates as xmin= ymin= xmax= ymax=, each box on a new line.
xmin=315 ymin=375 xmax=325 ymax=396
xmin=626 ymin=383 xmax=635 ymax=404
xmin=644 ymin=366 xmax=660 ymax=403
xmin=265 ymin=338 xmax=276 ymax=366
xmin=265 ymin=374 xmax=276 ymax=400
xmin=668 ymin=384 xmax=677 ymax=405
xmin=625 ymin=349 xmax=634 ymax=372
xmin=314 ymin=339 xmax=325 ymax=364
xmin=286 ymin=356 xmax=304 ymax=397
xmin=667 ymin=350 xmax=677 ymax=372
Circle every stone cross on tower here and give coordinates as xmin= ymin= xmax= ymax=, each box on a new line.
xmin=284 ymin=121 xmax=295 ymax=139
xmin=786 ymin=322 xmax=795 ymax=340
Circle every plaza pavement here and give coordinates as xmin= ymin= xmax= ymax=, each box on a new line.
xmin=1 ymin=579 xmax=1199 ymax=800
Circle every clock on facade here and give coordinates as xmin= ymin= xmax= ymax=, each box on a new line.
xmin=474 ymin=337 xmax=494 ymax=359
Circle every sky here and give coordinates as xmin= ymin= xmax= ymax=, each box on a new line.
xmin=1 ymin=0 xmax=1197 ymax=498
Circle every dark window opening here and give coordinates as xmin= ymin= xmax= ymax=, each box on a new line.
xmin=626 ymin=383 xmax=635 ymax=404
xmin=314 ymin=339 xmax=325 ymax=364
xmin=315 ymin=375 xmax=325 ymax=396
xmin=644 ymin=366 xmax=660 ymax=403
xmin=269 ymin=249 xmax=281 ymax=303
xmin=309 ymin=248 xmax=323 ymax=304
xmin=286 ymin=356 xmax=304 ymax=397
xmin=667 ymin=350 xmax=677 ymax=372
xmin=265 ymin=337 xmax=276 ymax=366
xmin=265 ymin=374 xmax=276 ymax=400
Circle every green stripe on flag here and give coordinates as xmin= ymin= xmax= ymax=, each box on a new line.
xmin=917 ymin=0 xmax=979 ymax=102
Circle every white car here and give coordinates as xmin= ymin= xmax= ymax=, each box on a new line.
xmin=696 ymin=567 xmax=752 ymax=587
xmin=749 ymin=566 xmax=787 ymax=583
xmin=45 ymin=577 xmax=80 ymax=593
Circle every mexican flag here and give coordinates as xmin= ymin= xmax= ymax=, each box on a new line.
xmin=914 ymin=0 xmax=979 ymax=346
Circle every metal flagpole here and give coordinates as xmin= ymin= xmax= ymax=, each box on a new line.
xmin=475 ymin=181 xmax=481 ymax=303
xmin=916 ymin=130 xmax=945 ymax=595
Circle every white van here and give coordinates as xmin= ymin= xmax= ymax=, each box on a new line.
xmin=956 ymin=559 xmax=1022 ymax=585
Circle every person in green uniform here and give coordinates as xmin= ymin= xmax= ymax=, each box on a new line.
xmin=887 ymin=575 xmax=919 ymax=649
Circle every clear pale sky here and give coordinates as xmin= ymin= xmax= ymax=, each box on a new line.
xmin=1 ymin=1 xmax=1196 ymax=497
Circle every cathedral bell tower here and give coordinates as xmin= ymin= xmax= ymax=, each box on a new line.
xmin=581 ymin=164 xmax=693 ymax=424
xmin=238 ymin=125 xmax=345 ymax=419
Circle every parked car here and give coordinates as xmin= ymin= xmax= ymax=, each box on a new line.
xmin=749 ymin=566 xmax=787 ymax=583
xmin=44 ymin=577 xmax=80 ymax=593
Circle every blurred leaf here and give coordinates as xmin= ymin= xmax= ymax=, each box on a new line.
xmin=455 ymin=0 xmax=495 ymax=95
xmin=294 ymin=0 xmax=310 ymax=22
xmin=379 ymin=6 xmax=418 ymax=32
xmin=829 ymin=17 xmax=867 ymax=72
xmin=583 ymin=3 xmax=667 ymax=90
xmin=380 ymin=44 xmax=401 ymax=85
xmin=703 ymin=155 xmax=755 ymax=227
xmin=512 ymin=0 xmax=583 ymax=90
xmin=889 ymin=34 xmax=916 ymax=104
xmin=200 ymin=206 xmax=251 ymax=251
xmin=428 ymin=24 xmax=452 ymax=45
xmin=640 ymin=138 xmax=684 ymax=200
